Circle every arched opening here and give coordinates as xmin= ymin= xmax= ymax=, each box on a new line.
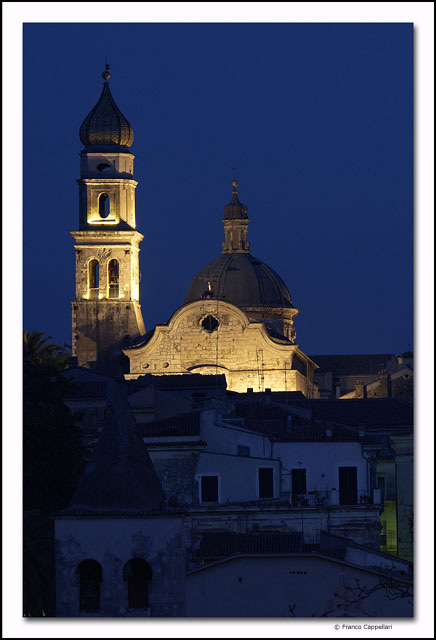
xmin=88 ymin=259 xmax=99 ymax=299
xmin=123 ymin=558 xmax=152 ymax=609
xmin=108 ymin=259 xmax=119 ymax=298
xmin=98 ymin=193 xmax=110 ymax=218
xmin=96 ymin=163 xmax=111 ymax=172
xmin=76 ymin=559 xmax=102 ymax=613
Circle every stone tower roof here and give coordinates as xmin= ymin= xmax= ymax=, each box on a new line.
xmin=223 ymin=180 xmax=248 ymax=220
xmin=67 ymin=381 xmax=165 ymax=513
xmin=79 ymin=65 xmax=134 ymax=150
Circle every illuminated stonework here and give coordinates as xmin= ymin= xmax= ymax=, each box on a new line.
xmin=78 ymin=153 xmax=138 ymax=228
xmin=124 ymin=300 xmax=318 ymax=396
xmin=71 ymin=69 xmax=145 ymax=371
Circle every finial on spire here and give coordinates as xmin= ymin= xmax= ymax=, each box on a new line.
xmin=102 ymin=63 xmax=111 ymax=82
xmin=231 ymin=168 xmax=238 ymax=194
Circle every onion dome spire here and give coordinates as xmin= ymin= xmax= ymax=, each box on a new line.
xmin=223 ymin=178 xmax=248 ymax=220
xmin=222 ymin=176 xmax=250 ymax=254
xmin=79 ymin=64 xmax=134 ymax=150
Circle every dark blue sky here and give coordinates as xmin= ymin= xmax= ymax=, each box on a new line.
xmin=23 ymin=22 xmax=413 ymax=355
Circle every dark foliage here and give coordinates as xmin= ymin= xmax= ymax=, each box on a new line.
xmin=23 ymin=332 xmax=86 ymax=616
xmin=23 ymin=510 xmax=55 ymax=617
xmin=23 ymin=331 xmax=85 ymax=513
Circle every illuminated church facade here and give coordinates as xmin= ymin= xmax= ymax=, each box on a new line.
xmin=72 ymin=67 xmax=318 ymax=397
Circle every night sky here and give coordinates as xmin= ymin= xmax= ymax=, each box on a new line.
xmin=23 ymin=22 xmax=413 ymax=355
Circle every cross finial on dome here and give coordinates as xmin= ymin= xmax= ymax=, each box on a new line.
xmin=102 ymin=63 xmax=111 ymax=82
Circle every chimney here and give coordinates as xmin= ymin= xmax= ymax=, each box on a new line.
xmin=355 ymin=379 xmax=367 ymax=398
xmin=378 ymin=370 xmax=392 ymax=398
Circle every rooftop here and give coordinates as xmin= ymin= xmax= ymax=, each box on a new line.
xmin=65 ymin=382 xmax=165 ymax=514
xmin=131 ymin=373 xmax=227 ymax=390
xmin=280 ymin=398 xmax=413 ymax=428
xmin=199 ymin=531 xmax=303 ymax=558
xmin=309 ymin=354 xmax=394 ymax=376
xmin=139 ymin=412 xmax=201 ymax=437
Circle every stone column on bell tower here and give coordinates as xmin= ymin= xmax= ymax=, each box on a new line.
xmin=71 ymin=65 xmax=145 ymax=374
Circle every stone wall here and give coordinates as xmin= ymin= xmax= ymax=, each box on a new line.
xmin=72 ymin=299 xmax=145 ymax=369
xmin=55 ymin=516 xmax=186 ymax=617
xmin=125 ymin=300 xmax=317 ymax=395
xmin=71 ymin=230 xmax=146 ymax=368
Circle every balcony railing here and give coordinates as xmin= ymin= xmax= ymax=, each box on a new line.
xmin=291 ymin=490 xmax=378 ymax=508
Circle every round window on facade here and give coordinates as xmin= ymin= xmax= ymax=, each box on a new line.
xmin=161 ymin=362 xmax=169 ymax=368
xmin=201 ymin=315 xmax=219 ymax=333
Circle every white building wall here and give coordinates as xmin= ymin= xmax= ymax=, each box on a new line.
xmin=201 ymin=411 xmax=272 ymax=458
xmin=274 ymin=441 xmax=368 ymax=497
xmin=196 ymin=452 xmax=281 ymax=504
xmin=186 ymin=555 xmax=412 ymax=617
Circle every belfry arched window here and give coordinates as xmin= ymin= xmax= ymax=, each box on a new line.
xmin=108 ymin=259 xmax=119 ymax=298
xmin=76 ymin=559 xmax=102 ymax=613
xmin=88 ymin=259 xmax=99 ymax=299
xmin=123 ymin=558 xmax=152 ymax=609
xmin=98 ymin=193 xmax=110 ymax=218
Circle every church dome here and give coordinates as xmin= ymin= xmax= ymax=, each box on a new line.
xmin=184 ymin=253 xmax=294 ymax=309
xmin=79 ymin=65 xmax=134 ymax=149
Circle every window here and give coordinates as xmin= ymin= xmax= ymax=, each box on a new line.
xmin=200 ymin=475 xmax=219 ymax=502
xmin=376 ymin=476 xmax=386 ymax=503
xmin=76 ymin=559 xmax=102 ymax=613
xmin=108 ymin=259 xmax=119 ymax=298
xmin=291 ymin=468 xmax=307 ymax=505
xmin=73 ymin=411 xmax=85 ymax=424
xmin=98 ymin=193 xmax=110 ymax=218
xmin=96 ymin=163 xmax=111 ymax=172
xmin=258 ymin=467 xmax=274 ymax=499
xmin=201 ymin=315 xmax=219 ymax=333
xmin=238 ymin=445 xmax=250 ymax=457
xmin=123 ymin=558 xmax=152 ymax=609
xmin=88 ymin=259 xmax=99 ymax=299
xmin=339 ymin=466 xmax=358 ymax=505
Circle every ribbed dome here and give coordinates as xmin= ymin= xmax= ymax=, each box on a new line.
xmin=79 ymin=70 xmax=134 ymax=149
xmin=184 ymin=253 xmax=294 ymax=309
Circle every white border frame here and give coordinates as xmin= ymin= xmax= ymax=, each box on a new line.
xmin=3 ymin=3 xmax=434 ymax=638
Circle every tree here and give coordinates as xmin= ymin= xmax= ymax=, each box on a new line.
xmin=23 ymin=331 xmax=85 ymax=513
xmin=23 ymin=331 xmax=86 ymax=616
xmin=23 ymin=510 xmax=55 ymax=617
xmin=318 ymin=568 xmax=413 ymax=617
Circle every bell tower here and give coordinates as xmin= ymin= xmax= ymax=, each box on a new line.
xmin=222 ymin=178 xmax=250 ymax=254
xmin=71 ymin=65 xmax=145 ymax=372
